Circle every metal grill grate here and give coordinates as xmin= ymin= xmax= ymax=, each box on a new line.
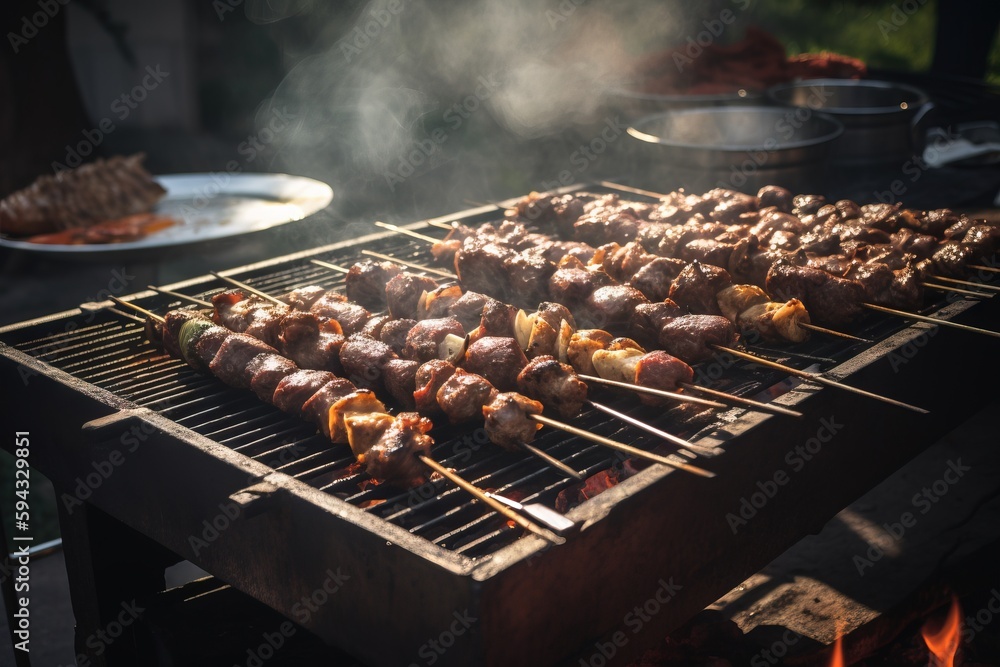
xmin=2 ymin=183 xmax=951 ymax=559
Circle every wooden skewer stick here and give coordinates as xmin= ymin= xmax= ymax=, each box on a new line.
xmin=531 ymin=414 xmax=715 ymax=478
xmin=712 ymin=344 xmax=929 ymax=414
xmin=427 ymin=220 xmax=459 ymax=230
xmin=310 ymin=258 xmax=351 ymax=274
xmin=929 ymin=275 xmax=1000 ymax=293
xmin=108 ymin=296 xmax=164 ymax=323
xmin=519 ymin=442 xmax=585 ymax=480
xmin=210 ymin=271 xmax=287 ymax=306
xmin=586 ymin=400 xmax=719 ymax=457
xmin=148 ymin=285 xmax=212 ymax=308
xmin=969 ymin=264 xmax=1000 ymax=274
xmin=373 ymin=220 xmax=440 ymax=245
xmin=598 ymin=181 xmax=669 ymax=200
xmin=579 ymin=374 xmax=725 ymax=409
xmin=796 ymin=322 xmax=871 ymax=343
xmin=360 ymin=249 xmax=458 ymax=279
xmin=418 ymin=455 xmax=566 ymax=544
xmin=675 ymin=382 xmax=803 ymax=418
xmin=922 ymin=283 xmax=990 ymax=298
xmin=862 ymin=302 xmax=1000 ymax=339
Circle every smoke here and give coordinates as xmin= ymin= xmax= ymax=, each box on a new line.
xmin=242 ymin=0 xmax=739 ymax=227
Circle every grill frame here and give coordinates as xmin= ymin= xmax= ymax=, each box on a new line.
xmin=2 ymin=182 xmax=998 ymax=666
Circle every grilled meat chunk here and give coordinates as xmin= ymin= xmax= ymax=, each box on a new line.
xmin=766 ymin=259 xmax=865 ymax=327
xmin=633 ymin=351 xmax=694 ymax=406
xmin=548 ymin=256 xmax=614 ymax=312
xmin=309 ymin=292 xmax=371 ymax=336
xmin=516 ymin=355 xmax=587 ymax=418
xmin=347 ymin=412 xmax=434 ymax=488
xmin=437 ymin=368 xmax=499 ymax=423
xmin=285 ymin=285 xmax=327 ymax=311
xmin=455 ymin=239 xmax=515 ymax=302
xmin=277 ymin=311 xmax=345 ymax=372
xmin=339 ymin=334 xmax=398 ymax=391
xmin=386 ymin=273 xmax=439 ymax=320
xmin=345 ymin=259 xmax=403 ymax=310
xmin=656 ymin=314 xmax=738 ymax=363
xmin=0 ymin=153 xmax=166 ymax=236
xmin=482 ymin=392 xmax=544 ymax=451
xmin=379 ymin=318 xmax=418 ymax=356
xmin=403 ymin=317 xmax=466 ymax=363
xmin=383 ymin=358 xmax=420 ymax=410
xmin=413 ymin=360 xmax=458 ymax=415
xmin=628 ymin=257 xmax=686 ymax=302
xmin=247 ymin=353 xmax=299 ymax=403
xmin=668 ymin=261 xmax=733 ymax=316
xmin=209 ymin=333 xmax=277 ymax=389
xmin=463 ymin=336 xmax=528 ymax=391
xmin=272 ymin=370 xmax=337 ymax=417
xmin=582 ymin=284 xmax=650 ymax=330
xmin=301 ymin=377 xmax=357 ymax=437
xmin=446 ymin=290 xmax=498 ymax=332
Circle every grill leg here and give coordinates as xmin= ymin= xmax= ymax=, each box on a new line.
xmin=56 ymin=497 xmax=178 ymax=667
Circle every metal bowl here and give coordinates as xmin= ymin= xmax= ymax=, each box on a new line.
xmin=766 ymin=78 xmax=933 ymax=164
xmin=625 ymin=105 xmax=844 ymax=193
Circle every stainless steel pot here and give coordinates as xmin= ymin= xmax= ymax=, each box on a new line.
xmin=625 ymin=105 xmax=844 ymax=194
xmin=766 ymin=78 xmax=934 ymax=165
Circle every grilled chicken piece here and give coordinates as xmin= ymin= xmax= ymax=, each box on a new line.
xmin=272 ymin=370 xmax=338 ymax=417
xmin=463 ymin=336 xmax=528 ymax=392
xmin=482 ymin=392 xmax=544 ymax=451
xmin=345 ymin=259 xmax=403 ymax=311
xmin=327 ymin=390 xmax=387 ymax=443
xmin=566 ymin=329 xmax=614 ymax=375
xmin=345 ymin=412 xmax=433 ymax=488
xmin=436 ymin=368 xmax=499 ymax=423
xmin=516 ymin=355 xmax=588 ymax=418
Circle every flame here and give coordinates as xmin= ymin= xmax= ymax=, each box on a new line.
xmin=922 ymin=596 xmax=963 ymax=667
xmin=829 ymin=633 xmax=844 ymax=667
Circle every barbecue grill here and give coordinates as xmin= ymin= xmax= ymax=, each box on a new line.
xmin=2 ymin=182 xmax=998 ymax=667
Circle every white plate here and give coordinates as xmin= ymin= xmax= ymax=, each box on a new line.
xmin=0 ymin=172 xmax=334 ymax=257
